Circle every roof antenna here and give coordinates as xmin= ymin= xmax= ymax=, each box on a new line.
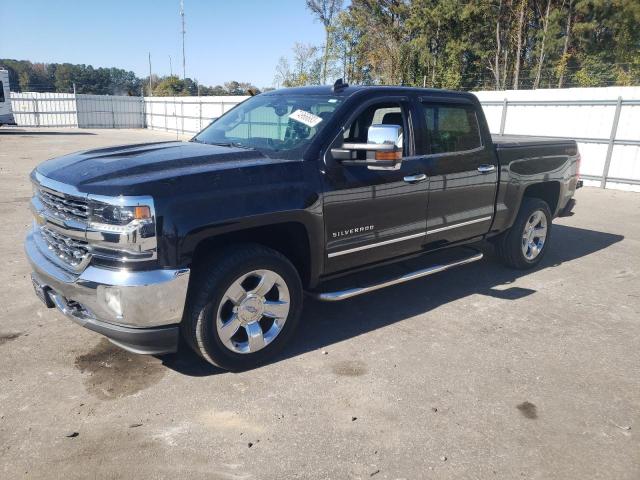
xmin=332 ymin=78 xmax=349 ymax=92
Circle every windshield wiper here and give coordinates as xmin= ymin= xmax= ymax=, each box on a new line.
xmin=204 ymin=141 xmax=255 ymax=150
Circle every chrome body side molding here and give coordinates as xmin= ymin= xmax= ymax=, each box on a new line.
xmin=328 ymin=216 xmax=492 ymax=258
xmin=328 ymin=232 xmax=425 ymax=258
xmin=426 ymin=216 xmax=492 ymax=235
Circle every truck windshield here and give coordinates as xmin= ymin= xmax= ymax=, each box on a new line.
xmin=192 ymin=94 xmax=343 ymax=158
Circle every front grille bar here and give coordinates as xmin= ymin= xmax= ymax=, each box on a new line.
xmin=40 ymin=225 xmax=90 ymax=270
xmin=37 ymin=188 xmax=89 ymax=222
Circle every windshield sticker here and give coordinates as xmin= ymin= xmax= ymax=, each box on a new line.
xmin=289 ymin=109 xmax=323 ymax=128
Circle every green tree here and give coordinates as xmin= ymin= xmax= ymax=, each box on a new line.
xmin=284 ymin=0 xmax=640 ymax=91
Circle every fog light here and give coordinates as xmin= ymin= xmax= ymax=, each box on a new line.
xmin=103 ymin=288 xmax=123 ymax=317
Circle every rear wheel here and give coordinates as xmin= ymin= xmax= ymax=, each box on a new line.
xmin=182 ymin=244 xmax=303 ymax=371
xmin=494 ymin=198 xmax=551 ymax=269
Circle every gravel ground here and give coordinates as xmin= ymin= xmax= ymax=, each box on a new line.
xmin=0 ymin=127 xmax=638 ymax=480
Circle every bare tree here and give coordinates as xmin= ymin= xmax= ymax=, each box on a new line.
xmin=292 ymin=42 xmax=320 ymax=78
xmin=513 ymin=0 xmax=527 ymax=89
xmin=306 ymin=0 xmax=344 ymax=83
xmin=533 ymin=0 xmax=551 ymax=89
xmin=558 ymin=0 xmax=573 ymax=88
xmin=489 ymin=0 xmax=503 ymax=90
xmin=274 ymin=57 xmax=291 ymax=88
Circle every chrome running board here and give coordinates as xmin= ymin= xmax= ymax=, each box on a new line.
xmin=309 ymin=250 xmax=483 ymax=302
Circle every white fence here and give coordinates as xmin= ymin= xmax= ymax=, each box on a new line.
xmin=474 ymin=86 xmax=640 ymax=191
xmin=11 ymin=93 xmax=78 ymax=127
xmin=9 ymin=87 xmax=640 ymax=191
xmin=77 ymin=95 xmax=144 ymax=128
xmin=10 ymin=92 xmax=145 ymax=128
xmin=144 ymin=96 xmax=246 ymax=134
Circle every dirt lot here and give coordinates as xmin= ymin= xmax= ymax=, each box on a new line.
xmin=0 ymin=127 xmax=638 ymax=480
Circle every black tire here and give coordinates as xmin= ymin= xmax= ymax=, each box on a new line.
xmin=494 ymin=198 xmax=552 ymax=269
xmin=181 ymin=244 xmax=303 ymax=371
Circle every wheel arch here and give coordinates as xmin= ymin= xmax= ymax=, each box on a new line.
xmin=184 ymin=219 xmax=320 ymax=289
xmin=522 ymin=181 xmax=561 ymax=216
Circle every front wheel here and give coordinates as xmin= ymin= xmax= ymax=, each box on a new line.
xmin=182 ymin=244 xmax=303 ymax=371
xmin=494 ymin=198 xmax=552 ymax=269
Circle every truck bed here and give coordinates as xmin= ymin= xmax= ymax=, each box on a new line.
xmin=492 ymin=134 xmax=575 ymax=149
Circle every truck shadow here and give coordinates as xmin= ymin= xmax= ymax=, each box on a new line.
xmin=160 ymin=224 xmax=623 ymax=376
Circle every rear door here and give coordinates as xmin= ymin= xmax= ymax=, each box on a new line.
xmin=417 ymin=99 xmax=498 ymax=247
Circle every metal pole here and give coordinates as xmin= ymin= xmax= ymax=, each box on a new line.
xmin=180 ymin=0 xmax=186 ymax=80
xmin=148 ymin=52 xmax=153 ymax=95
xmin=111 ymin=96 xmax=115 ymax=128
xmin=72 ymin=84 xmax=78 ymax=127
xmin=601 ymin=96 xmax=623 ymax=188
xmin=499 ymin=98 xmax=508 ymax=135
xmin=141 ymin=86 xmax=146 ymax=129
xmin=34 ymin=97 xmax=40 ymax=127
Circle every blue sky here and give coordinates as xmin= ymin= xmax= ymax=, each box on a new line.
xmin=0 ymin=0 xmax=326 ymax=88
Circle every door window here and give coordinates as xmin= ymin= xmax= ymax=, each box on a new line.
xmin=421 ymin=103 xmax=481 ymax=154
xmin=342 ymin=103 xmax=405 ymax=159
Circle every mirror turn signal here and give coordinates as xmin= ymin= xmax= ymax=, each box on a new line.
xmin=375 ymin=150 xmax=402 ymax=161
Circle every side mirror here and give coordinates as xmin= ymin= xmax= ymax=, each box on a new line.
xmin=331 ymin=124 xmax=403 ymax=170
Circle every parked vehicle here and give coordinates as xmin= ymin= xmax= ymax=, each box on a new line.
xmin=0 ymin=69 xmax=16 ymax=126
xmin=25 ymin=81 xmax=582 ymax=370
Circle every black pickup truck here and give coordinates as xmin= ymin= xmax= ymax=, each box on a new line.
xmin=25 ymin=82 xmax=581 ymax=370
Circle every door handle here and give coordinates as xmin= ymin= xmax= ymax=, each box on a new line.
xmin=477 ymin=164 xmax=496 ymax=173
xmin=403 ymin=173 xmax=427 ymax=183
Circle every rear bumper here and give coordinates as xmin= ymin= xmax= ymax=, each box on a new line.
xmin=25 ymin=229 xmax=189 ymax=354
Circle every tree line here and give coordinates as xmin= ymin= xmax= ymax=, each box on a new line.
xmin=275 ymin=0 xmax=640 ymax=90
xmin=0 ymin=59 xmax=260 ymax=96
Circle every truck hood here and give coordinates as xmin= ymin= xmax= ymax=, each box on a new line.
xmin=34 ymin=141 xmax=286 ymax=195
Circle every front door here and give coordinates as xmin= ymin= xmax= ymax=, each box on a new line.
xmin=417 ymin=100 xmax=498 ymax=247
xmin=322 ymin=98 xmax=430 ymax=274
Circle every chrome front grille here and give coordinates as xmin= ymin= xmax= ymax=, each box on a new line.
xmin=37 ymin=188 xmax=89 ymax=223
xmin=40 ymin=225 xmax=90 ymax=270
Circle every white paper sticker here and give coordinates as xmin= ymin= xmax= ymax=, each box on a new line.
xmin=289 ymin=109 xmax=323 ymax=128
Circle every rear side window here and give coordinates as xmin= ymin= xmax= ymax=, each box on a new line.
xmin=421 ymin=103 xmax=481 ymax=154
xmin=0 ymin=81 xmax=4 ymax=102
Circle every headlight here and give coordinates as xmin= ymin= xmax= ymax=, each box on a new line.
xmin=88 ymin=198 xmax=155 ymax=238
xmin=91 ymin=204 xmax=151 ymax=226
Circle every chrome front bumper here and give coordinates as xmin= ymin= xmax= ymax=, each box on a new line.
xmin=25 ymin=228 xmax=190 ymax=354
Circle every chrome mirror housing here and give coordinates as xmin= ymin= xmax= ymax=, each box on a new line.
xmin=367 ymin=124 xmax=402 ymax=148
xmin=331 ymin=124 xmax=403 ymax=170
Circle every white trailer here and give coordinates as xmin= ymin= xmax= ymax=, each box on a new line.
xmin=0 ymin=70 xmax=16 ymax=126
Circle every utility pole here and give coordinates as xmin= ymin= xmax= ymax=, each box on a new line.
xmin=169 ymin=55 xmax=173 ymax=77
xmin=180 ymin=0 xmax=186 ymax=80
xmin=148 ymin=52 xmax=153 ymax=95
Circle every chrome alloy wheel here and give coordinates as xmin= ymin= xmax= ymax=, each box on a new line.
xmin=521 ymin=210 xmax=548 ymax=260
xmin=216 ymin=269 xmax=290 ymax=354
